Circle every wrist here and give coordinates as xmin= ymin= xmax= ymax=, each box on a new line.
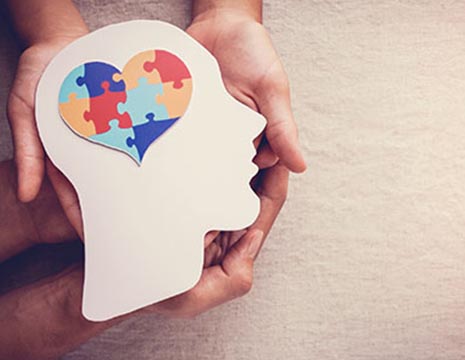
xmin=192 ymin=2 xmax=262 ymax=24
xmin=188 ymin=7 xmax=264 ymax=53
xmin=5 ymin=0 xmax=88 ymax=48
xmin=0 ymin=266 xmax=114 ymax=359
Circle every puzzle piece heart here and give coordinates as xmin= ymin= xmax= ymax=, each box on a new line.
xmin=59 ymin=50 xmax=192 ymax=164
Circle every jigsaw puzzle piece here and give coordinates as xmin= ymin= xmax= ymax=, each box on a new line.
xmin=156 ymin=79 xmax=193 ymax=119
xmin=84 ymin=81 xmax=132 ymax=134
xmin=59 ymin=93 xmax=96 ymax=138
xmin=77 ymin=62 xmax=125 ymax=97
xmin=143 ymin=50 xmax=191 ymax=89
xmin=90 ymin=119 xmax=139 ymax=162
xmin=112 ymin=50 xmax=162 ymax=90
xmin=59 ymin=65 xmax=89 ymax=102
xmin=117 ymin=77 xmax=169 ymax=126
xmin=127 ymin=113 xmax=179 ymax=160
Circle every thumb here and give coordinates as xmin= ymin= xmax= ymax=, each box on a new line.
xmin=255 ymin=64 xmax=307 ymax=173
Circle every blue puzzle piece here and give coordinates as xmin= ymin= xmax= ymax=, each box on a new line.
xmin=90 ymin=119 xmax=139 ymax=162
xmin=59 ymin=65 xmax=89 ymax=103
xmin=117 ymin=77 xmax=169 ymax=126
xmin=77 ymin=62 xmax=125 ymax=97
xmin=127 ymin=113 xmax=179 ymax=161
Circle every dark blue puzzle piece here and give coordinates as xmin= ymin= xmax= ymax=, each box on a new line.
xmin=76 ymin=62 xmax=125 ymax=97
xmin=126 ymin=113 xmax=179 ymax=161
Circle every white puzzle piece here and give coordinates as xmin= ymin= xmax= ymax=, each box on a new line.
xmin=35 ymin=20 xmax=265 ymax=321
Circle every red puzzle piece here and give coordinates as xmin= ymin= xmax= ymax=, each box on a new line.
xmin=84 ymin=81 xmax=132 ymax=134
xmin=143 ymin=50 xmax=191 ymax=89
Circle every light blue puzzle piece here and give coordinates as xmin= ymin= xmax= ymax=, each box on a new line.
xmin=117 ymin=77 xmax=169 ymax=126
xmin=59 ymin=65 xmax=89 ymax=103
xmin=90 ymin=119 xmax=139 ymax=162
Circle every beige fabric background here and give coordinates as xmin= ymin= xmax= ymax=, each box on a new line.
xmin=2 ymin=1 xmax=465 ymax=359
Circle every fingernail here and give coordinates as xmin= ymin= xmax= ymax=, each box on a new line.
xmin=204 ymin=231 xmax=219 ymax=246
xmin=246 ymin=230 xmax=264 ymax=259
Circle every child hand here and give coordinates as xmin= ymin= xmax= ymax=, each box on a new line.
xmin=5 ymin=0 xmax=88 ymax=202
xmin=187 ymin=8 xmax=307 ymax=173
xmin=8 ymin=37 xmax=86 ymax=202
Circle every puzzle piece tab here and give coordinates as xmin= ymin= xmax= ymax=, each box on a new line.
xmin=156 ymin=79 xmax=193 ymax=119
xmin=77 ymin=62 xmax=125 ymax=97
xmin=59 ymin=65 xmax=89 ymax=102
xmin=84 ymin=81 xmax=132 ymax=134
xmin=127 ymin=113 xmax=179 ymax=160
xmin=113 ymin=50 xmax=161 ymax=90
xmin=143 ymin=50 xmax=191 ymax=89
xmin=59 ymin=93 xmax=96 ymax=137
xmin=117 ymin=77 xmax=168 ymax=126
xmin=90 ymin=119 xmax=139 ymax=162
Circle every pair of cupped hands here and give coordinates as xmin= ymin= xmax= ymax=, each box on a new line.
xmin=7 ymin=10 xmax=306 ymax=319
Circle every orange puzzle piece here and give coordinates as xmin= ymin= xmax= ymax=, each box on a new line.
xmin=112 ymin=50 xmax=162 ymax=90
xmin=59 ymin=93 xmax=96 ymax=137
xmin=156 ymin=79 xmax=193 ymax=119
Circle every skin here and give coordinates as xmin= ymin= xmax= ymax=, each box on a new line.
xmin=5 ymin=0 xmax=306 ymax=203
xmin=0 ymin=159 xmax=288 ymax=359
xmin=1 ymin=0 xmax=302 ymax=358
xmin=0 ymin=161 xmax=77 ymax=263
xmin=5 ymin=0 xmax=89 ymax=203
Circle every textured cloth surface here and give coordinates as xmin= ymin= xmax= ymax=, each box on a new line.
xmin=2 ymin=1 xmax=465 ymax=359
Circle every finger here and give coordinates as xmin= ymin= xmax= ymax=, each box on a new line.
xmin=152 ymin=229 xmax=263 ymax=318
xmin=46 ymin=160 xmax=83 ymax=239
xmin=7 ymin=92 xmax=45 ymax=202
xmin=204 ymin=230 xmax=220 ymax=248
xmin=204 ymin=229 xmax=247 ymax=267
xmin=253 ymin=138 xmax=279 ymax=169
xmin=255 ymin=65 xmax=307 ymax=173
xmin=248 ymin=162 xmax=289 ymax=258
xmin=204 ymin=241 xmax=222 ymax=268
xmin=153 ymin=164 xmax=288 ymax=318
xmin=253 ymin=132 xmax=264 ymax=149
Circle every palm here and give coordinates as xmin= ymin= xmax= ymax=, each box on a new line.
xmin=142 ymin=15 xmax=296 ymax=318
xmin=188 ymin=18 xmax=283 ymax=112
xmin=187 ymin=13 xmax=305 ymax=173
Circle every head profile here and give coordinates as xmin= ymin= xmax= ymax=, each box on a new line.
xmin=36 ymin=20 xmax=265 ymax=321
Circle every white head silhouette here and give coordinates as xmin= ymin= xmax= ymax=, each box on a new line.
xmin=36 ymin=21 xmax=265 ymax=321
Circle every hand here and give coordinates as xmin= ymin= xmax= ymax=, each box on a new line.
xmin=0 ymin=159 xmax=288 ymax=358
xmin=187 ymin=9 xmax=307 ymax=173
xmin=0 ymin=160 xmax=78 ymax=262
xmin=46 ymin=161 xmax=290 ymax=319
xmin=153 ymin=6 xmax=298 ymax=317
xmin=6 ymin=37 xmax=87 ymax=237
xmin=148 ymin=162 xmax=289 ymax=318
xmin=7 ymin=36 xmax=86 ymax=203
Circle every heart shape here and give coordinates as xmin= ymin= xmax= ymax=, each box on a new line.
xmin=59 ymin=50 xmax=192 ymax=164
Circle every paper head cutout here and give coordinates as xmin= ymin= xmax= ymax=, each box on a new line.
xmin=59 ymin=50 xmax=192 ymax=163
xmin=36 ymin=21 xmax=265 ymax=321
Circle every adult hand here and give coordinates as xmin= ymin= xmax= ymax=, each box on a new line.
xmin=187 ymin=8 xmax=306 ymax=173
xmin=0 ymin=159 xmax=288 ymax=359
xmin=0 ymin=160 xmax=78 ymax=262
xmin=149 ymin=162 xmax=289 ymax=318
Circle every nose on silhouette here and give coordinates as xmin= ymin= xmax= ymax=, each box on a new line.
xmin=234 ymin=102 xmax=266 ymax=140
